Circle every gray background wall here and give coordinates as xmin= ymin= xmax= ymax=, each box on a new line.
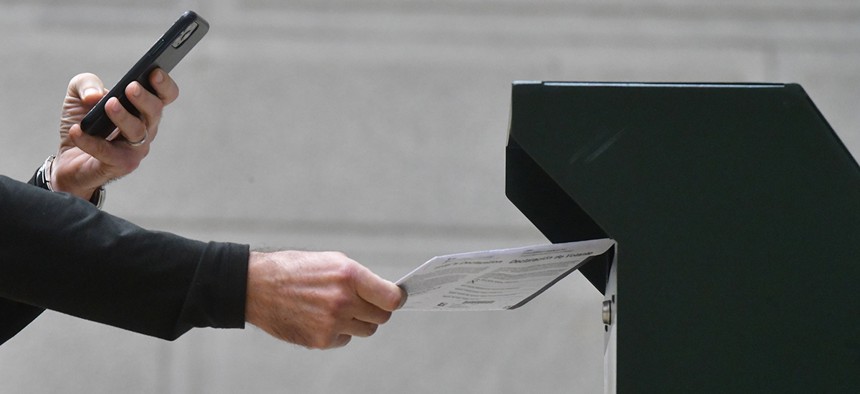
xmin=1 ymin=1 xmax=858 ymax=393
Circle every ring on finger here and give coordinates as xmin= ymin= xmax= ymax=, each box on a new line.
xmin=125 ymin=129 xmax=148 ymax=147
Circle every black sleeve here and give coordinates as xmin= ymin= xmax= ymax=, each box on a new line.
xmin=0 ymin=171 xmax=51 ymax=344
xmin=0 ymin=175 xmax=250 ymax=344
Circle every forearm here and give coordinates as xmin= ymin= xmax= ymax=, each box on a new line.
xmin=0 ymin=175 xmax=249 ymax=340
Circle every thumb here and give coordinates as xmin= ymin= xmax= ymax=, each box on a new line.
xmin=355 ymin=267 xmax=406 ymax=312
xmin=69 ymin=73 xmax=107 ymax=106
xmin=68 ymin=124 xmax=113 ymax=165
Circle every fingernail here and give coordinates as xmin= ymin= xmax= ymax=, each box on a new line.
xmin=83 ymin=88 xmax=101 ymax=99
xmin=108 ymin=98 xmax=122 ymax=113
xmin=397 ymin=288 xmax=408 ymax=309
xmin=153 ymin=70 xmax=164 ymax=84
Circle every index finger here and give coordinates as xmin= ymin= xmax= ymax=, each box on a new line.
xmin=354 ymin=267 xmax=406 ymax=312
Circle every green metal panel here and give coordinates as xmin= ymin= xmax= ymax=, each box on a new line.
xmin=506 ymin=82 xmax=860 ymax=392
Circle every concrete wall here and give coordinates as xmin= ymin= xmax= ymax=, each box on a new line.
xmin=1 ymin=1 xmax=858 ymax=393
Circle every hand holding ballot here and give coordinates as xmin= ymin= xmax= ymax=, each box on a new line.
xmin=243 ymin=239 xmax=614 ymax=349
xmin=244 ymin=250 xmax=406 ymax=349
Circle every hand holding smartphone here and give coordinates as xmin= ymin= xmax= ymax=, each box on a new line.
xmin=81 ymin=11 xmax=209 ymax=140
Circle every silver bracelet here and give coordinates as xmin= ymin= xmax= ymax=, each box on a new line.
xmin=91 ymin=184 xmax=106 ymax=209
xmin=40 ymin=155 xmax=56 ymax=192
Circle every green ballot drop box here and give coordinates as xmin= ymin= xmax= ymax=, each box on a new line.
xmin=505 ymin=82 xmax=860 ymax=393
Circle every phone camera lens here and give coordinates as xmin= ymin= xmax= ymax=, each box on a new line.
xmin=172 ymin=22 xmax=199 ymax=48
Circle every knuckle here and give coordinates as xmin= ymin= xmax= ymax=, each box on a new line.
xmin=330 ymin=260 xmax=358 ymax=284
xmin=307 ymin=333 xmax=338 ymax=350
xmin=326 ymin=290 xmax=353 ymax=313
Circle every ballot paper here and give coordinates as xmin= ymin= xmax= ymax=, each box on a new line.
xmin=396 ymin=238 xmax=615 ymax=311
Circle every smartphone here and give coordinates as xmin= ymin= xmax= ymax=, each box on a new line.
xmin=81 ymin=10 xmax=209 ymax=139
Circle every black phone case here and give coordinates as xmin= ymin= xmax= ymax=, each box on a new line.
xmin=81 ymin=11 xmax=209 ymax=139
